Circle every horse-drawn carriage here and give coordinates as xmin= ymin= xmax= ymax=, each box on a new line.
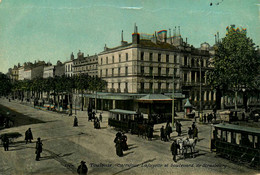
xmin=108 ymin=109 xmax=152 ymax=138
xmin=211 ymin=123 xmax=260 ymax=169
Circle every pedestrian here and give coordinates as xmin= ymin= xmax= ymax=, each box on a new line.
xmin=178 ymin=121 xmax=182 ymax=136
xmin=115 ymin=137 xmax=123 ymax=157
xmin=94 ymin=118 xmax=100 ymax=129
xmin=171 ymin=140 xmax=178 ymax=162
xmin=147 ymin=125 xmax=153 ymax=141
xmin=160 ymin=126 xmax=165 ymax=141
xmin=192 ymin=122 xmax=196 ymax=130
xmin=25 ymin=128 xmax=33 ymax=144
xmin=166 ymin=122 xmax=172 ymax=141
xmin=176 ymin=121 xmax=182 ymax=136
xmin=1 ymin=134 xmax=9 ymax=151
xmin=121 ymin=133 xmax=128 ymax=151
xmin=74 ymin=116 xmax=78 ymax=127
xmin=35 ymin=137 xmax=43 ymax=161
xmin=193 ymin=126 xmax=198 ymax=140
xmin=77 ymin=160 xmax=88 ymax=175
xmin=203 ymin=114 xmax=207 ymax=123
xmin=88 ymin=112 xmax=92 ymax=121
xmin=188 ymin=127 xmax=193 ymax=138
xmin=99 ymin=113 xmax=102 ymax=122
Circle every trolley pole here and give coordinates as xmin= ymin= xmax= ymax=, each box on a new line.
xmin=172 ymin=66 xmax=175 ymax=129
xmin=199 ymin=58 xmax=202 ymax=121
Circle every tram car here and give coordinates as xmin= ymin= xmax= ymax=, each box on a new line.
xmin=108 ymin=109 xmax=151 ymax=135
xmin=211 ymin=123 xmax=260 ymax=169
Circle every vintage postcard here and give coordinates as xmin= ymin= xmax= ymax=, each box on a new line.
xmin=0 ymin=0 xmax=259 ymax=175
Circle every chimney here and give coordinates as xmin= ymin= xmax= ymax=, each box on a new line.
xmin=132 ymin=23 xmax=140 ymax=44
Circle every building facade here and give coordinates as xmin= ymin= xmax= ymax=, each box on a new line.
xmin=73 ymin=50 xmax=98 ymax=77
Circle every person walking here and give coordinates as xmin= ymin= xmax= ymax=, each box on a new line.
xmin=171 ymin=140 xmax=178 ymax=162
xmin=115 ymin=137 xmax=123 ymax=157
xmin=77 ymin=160 xmax=88 ymax=175
xmin=1 ymin=134 xmax=9 ymax=151
xmin=188 ymin=127 xmax=193 ymax=138
xmin=73 ymin=116 xmax=78 ymax=127
xmin=25 ymin=128 xmax=33 ymax=144
xmin=121 ymin=133 xmax=128 ymax=151
xmin=35 ymin=137 xmax=43 ymax=161
xmin=160 ymin=126 xmax=165 ymax=141
xmin=193 ymin=126 xmax=199 ymax=140
xmin=99 ymin=113 xmax=102 ymax=122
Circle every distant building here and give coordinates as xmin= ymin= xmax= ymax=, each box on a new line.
xmin=54 ymin=60 xmax=65 ymax=77
xmin=64 ymin=52 xmax=74 ymax=77
xmin=43 ymin=63 xmax=54 ymax=78
xmin=73 ymin=50 xmax=98 ymax=77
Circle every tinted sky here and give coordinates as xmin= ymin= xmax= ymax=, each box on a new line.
xmin=0 ymin=0 xmax=259 ymax=73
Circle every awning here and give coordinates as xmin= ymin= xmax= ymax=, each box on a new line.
xmin=136 ymin=94 xmax=172 ymax=103
xmin=109 ymin=109 xmax=138 ymax=115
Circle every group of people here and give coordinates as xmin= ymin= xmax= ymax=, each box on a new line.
xmin=160 ymin=120 xmax=184 ymax=142
xmin=1 ymin=128 xmax=43 ymax=161
xmin=114 ymin=131 xmax=128 ymax=157
xmin=160 ymin=122 xmax=172 ymax=142
xmin=202 ymin=113 xmax=215 ymax=123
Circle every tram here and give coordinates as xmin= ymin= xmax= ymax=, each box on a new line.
xmin=211 ymin=123 xmax=260 ymax=169
xmin=108 ymin=109 xmax=151 ymax=135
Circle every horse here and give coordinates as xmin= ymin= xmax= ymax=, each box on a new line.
xmin=137 ymin=124 xmax=148 ymax=139
xmin=176 ymin=137 xmax=197 ymax=158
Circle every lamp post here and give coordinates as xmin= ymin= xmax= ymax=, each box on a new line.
xmin=199 ymin=57 xmax=203 ymax=121
xmin=172 ymin=66 xmax=175 ymax=129
xmin=242 ymin=88 xmax=246 ymax=112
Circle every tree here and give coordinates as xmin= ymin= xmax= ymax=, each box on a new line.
xmin=207 ymin=26 xmax=260 ymax=109
xmin=0 ymin=73 xmax=12 ymax=97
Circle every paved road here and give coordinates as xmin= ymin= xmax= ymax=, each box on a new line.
xmin=0 ymin=98 xmax=258 ymax=175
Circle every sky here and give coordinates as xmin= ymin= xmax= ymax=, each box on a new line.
xmin=0 ymin=0 xmax=259 ymax=73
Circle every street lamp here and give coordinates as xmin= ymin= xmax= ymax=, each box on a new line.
xmin=199 ymin=57 xmax=203 ymax=121
xmin=172 ymin=65 xmax=175 ymax=129
xmin=242 ymin=88 xmax=246 ymax=112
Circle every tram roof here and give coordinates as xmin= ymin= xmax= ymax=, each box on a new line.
xmin=109 ymin=109 xmax=138 ymax=115
xmin=214 ymin=123 xmax=260 ymax=135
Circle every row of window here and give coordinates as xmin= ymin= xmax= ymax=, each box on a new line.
xmin=74 ymin=58 xmax=98 ymax=65
xmin=140 ymin=52 xmax=178 ymax=63
xmin=190 ymin=91 xmax=215 ymax=101
xmin=109 ymin=82 xmax=176 ymax=92
xmin=100 ymin=67 xmax=178 ymax=77
xmin=183 ymin=56 xmax=207 ymax=67
xmin=100 ymin=67 xmax=128 ymax=77
xmin=183 ymin=71 xmax=206 ymax=83
xmin=73 ymin=65 xmax=97 ymax=72
xmin=101 ymin=53 xmax=129 ymax=65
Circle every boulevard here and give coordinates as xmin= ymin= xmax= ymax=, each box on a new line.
xmin=0 ymin=98 xmax=258 ymax=175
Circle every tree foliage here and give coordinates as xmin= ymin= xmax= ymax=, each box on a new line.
xmin=0 ymin=73 xmax=12 ymax=96
xmin=207 ymin=28 xmax=260 ymax=94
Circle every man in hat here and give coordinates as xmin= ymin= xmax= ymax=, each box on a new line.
xmin=25 ymin=128 xmax=33 ymax=144
xmin=77 ymin=160 xmax=88 ymax=175
xmin=74 ymin=116 xmax=78 ymax=127
xmin=1 ymin=134 xmax=9 ymax=151
xmin=35 ymin=137 xmax=43 ymax=161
